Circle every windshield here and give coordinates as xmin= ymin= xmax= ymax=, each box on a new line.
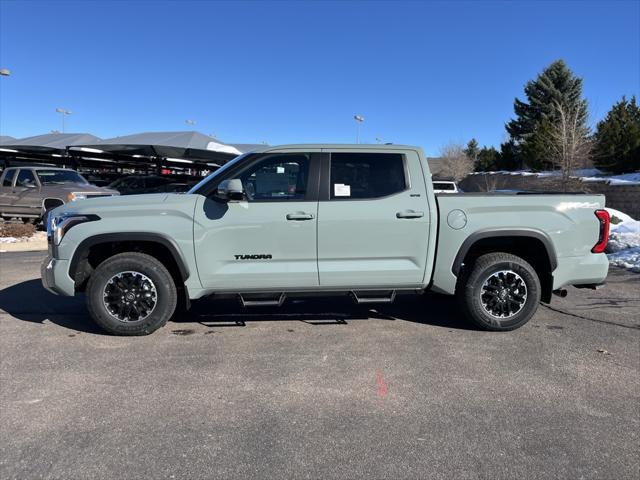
xmin=187 ymin=153 xmax=250 ymax=194
xmin=36 ymin=169 xmax=88 ymax=185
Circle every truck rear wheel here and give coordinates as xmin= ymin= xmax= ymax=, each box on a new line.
xmin=458 ymin=252 xmax=541 ymax=331
xmin=86 ymin=252 xmax=177 ymax=336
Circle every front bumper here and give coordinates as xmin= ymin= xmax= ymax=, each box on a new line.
xmin=41 ymin=255 xmax=75 ymax=296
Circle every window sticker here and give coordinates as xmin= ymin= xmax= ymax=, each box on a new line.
xmin=334 ymin=183 xmax=351 ymax=197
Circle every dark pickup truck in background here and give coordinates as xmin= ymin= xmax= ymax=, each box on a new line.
xmin=0 ymin=166 xmax=118 ymax=223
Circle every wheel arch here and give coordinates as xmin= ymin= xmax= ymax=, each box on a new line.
xmin=69 ymin=233 xmax=190 ymax=293
xmin=41 ymin=197 xmax=65 ymax=215
xmin=453 ymin=228 xmax=557 ymax=303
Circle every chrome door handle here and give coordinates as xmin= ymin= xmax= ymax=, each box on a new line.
xmin=286 ymin=212 xmax=315 ymax=221
xmin=396 ymin=210 xmax=424 ymax=219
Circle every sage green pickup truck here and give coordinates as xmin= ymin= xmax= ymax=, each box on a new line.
xmin=41 ymin=145 xmax=610 ymax=335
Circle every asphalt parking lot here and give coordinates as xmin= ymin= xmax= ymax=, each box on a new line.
xmin=0 ymin=251 xmax=638 ymax=479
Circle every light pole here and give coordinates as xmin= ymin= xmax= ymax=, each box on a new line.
xmin=0 ymin=69 xmax=9 ymax=138
xmin=354 ymin=114 xmax=364 ymax=144
xmin=55 ymin=108 xmax=72 ymax=133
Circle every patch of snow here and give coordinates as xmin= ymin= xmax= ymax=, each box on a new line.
xmin=607 ymin=208 xmax=637 ymax=231
xmin=608 ymin=230 xmax=640 ymax=252
xmin=607 ymin=178 xmax=640 ymax=186
xmin=607 ymin=247 xmax=640 ymax=273
xmin=574 ymin=168 xmax=604 ymax=177
xmin=602 ymin=208 xmax=640 ymax=272
xmin=579 ymin=176 xmax=607 ymax=183
xmin=605 ymin=208 xmax=640 ymax=272
xmin=0 ymin=237 xmax=18 ymax=244
xmin=610 ymin=172 xmax=640 ymax=182
xmin=580 ymin=171 xmax=640 ymax=185
xmin=468 ymin=169 xmax=639 ymax=186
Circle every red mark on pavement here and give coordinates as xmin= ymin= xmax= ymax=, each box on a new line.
xmin=376 ymin=369 xmax=388 ymax=398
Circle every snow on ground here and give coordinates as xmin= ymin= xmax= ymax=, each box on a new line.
xmin=470 ymin=169 xmax=640 ymax=185
xmin=606 ymin=208 xmax=640 ymax=273
xmin=607 ymin=172 xmax=640 ymax=185
xmin=0 ymin=237 xmax=18 ymax=244
xmin=607 ymin=247 xmax=640 ymax=273
xmin=581 ymin=172 xmax=640 ymax=185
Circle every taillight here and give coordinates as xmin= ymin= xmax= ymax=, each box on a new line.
xmin=591 ymin=209 xmax=610 ymax=253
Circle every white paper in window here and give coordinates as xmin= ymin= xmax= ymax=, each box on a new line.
xmin=276 ymin=166 xmax=285 ymax=174
xmin=334 ymin=183 xmax=351 ymax=197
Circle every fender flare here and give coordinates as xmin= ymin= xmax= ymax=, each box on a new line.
xmin=68 ymin=232 xmax=190 ymax=281
xmin=451 ymin=228 xmax=558 ymax=276
xmin=41 ymin=197 xmax=65 ymax=215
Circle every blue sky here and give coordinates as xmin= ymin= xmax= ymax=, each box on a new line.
xmin=0 ymin=0 xmax=638 ymax=156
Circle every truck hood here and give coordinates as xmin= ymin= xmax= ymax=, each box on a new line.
xmin=54 ymin=184 xmax=119 ymax=195
xmin=58 ymin=193 xmax=199 ymax=216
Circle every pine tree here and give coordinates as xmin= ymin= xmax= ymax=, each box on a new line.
xmin=475 ymin=146 xmax=499 ymax=171
xmin=594 ymin=96 xmax=640 ymax=173
xmin=496 ymin=140 xmax=520 ymax=171
xmin=465 ymin=138 xmax=480 ymax=164
xmin=506 ymin=60 xmax=589 ymax=169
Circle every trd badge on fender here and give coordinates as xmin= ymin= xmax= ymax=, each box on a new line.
xmin=234 ymin=254 xmax=273 ymax=260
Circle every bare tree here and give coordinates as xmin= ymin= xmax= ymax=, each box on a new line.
xmin=547 ymin=101 xmax=593 ymax=189
xmin=439 ymin=143 xmax=475 ymax=182
xmin=483 ymin=174 xmax=500 ymax=192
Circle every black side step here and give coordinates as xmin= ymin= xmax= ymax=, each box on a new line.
xmin=350 ymin=290 xmax=396 ymax=304
xmin=238 ymin=293 xmax=286 ymax=307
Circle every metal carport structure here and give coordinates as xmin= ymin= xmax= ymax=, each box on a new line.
xmin=0 ymin=131 xmax=246 ymax=176
xmin=0 ymin=133 xmax=103 ymax=168
xmin=68 ymin=131 xmax=241 ymax=174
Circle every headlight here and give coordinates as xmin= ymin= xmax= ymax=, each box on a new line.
xmin=67 ymin=192 xmax=87 ymax=202
xmin=49 ymin=213 xmax=100 ymax=245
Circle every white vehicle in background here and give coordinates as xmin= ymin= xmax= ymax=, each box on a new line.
xmin=432 ymin=181 xmax=461 ymax=193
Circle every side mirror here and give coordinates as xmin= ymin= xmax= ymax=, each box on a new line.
xmin=217 ymin=178 xmax=244 ymax=201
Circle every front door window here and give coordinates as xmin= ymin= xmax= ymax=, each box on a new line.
xmin=237 ymin=154 xmax=310 ymax=201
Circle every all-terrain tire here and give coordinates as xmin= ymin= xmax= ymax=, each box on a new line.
xmin=457 ymin=252 xmax=541 ymax=331
xmin=86 ymin=252 xmax=177 ymax=336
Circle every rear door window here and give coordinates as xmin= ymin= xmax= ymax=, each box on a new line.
xmin=2 ymin=169 xmax=16 ymax=187
xmin=329 ymin=153 xmax=407 ymax=199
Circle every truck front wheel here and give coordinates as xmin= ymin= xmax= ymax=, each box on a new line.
xmin=458 ymin=252 xmax=541 ymax=331
xmin=86 ymin=252 xmax=177 ymax=335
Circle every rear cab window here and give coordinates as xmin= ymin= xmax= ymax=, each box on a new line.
xmin=329 ymin=152 xmax=407 ymax=199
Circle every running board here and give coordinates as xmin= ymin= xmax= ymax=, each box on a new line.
xmin=238 ymin=293 xmax=286 ymax=307
xmin=350 ymin=290 xmax=396 ymax=304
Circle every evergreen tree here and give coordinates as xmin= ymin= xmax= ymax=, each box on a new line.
xmin=506 ymin=60 xmax=589 ymax=169
xmin=475 ymin=146 xmax=499 ymax=171
xmin=465 ymin=138 xmax=480 ymax=163
xmin=495 ymin=140 xmax=520 ymax=171
xmin=594 ymin=96 xmax=640 ymax=173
